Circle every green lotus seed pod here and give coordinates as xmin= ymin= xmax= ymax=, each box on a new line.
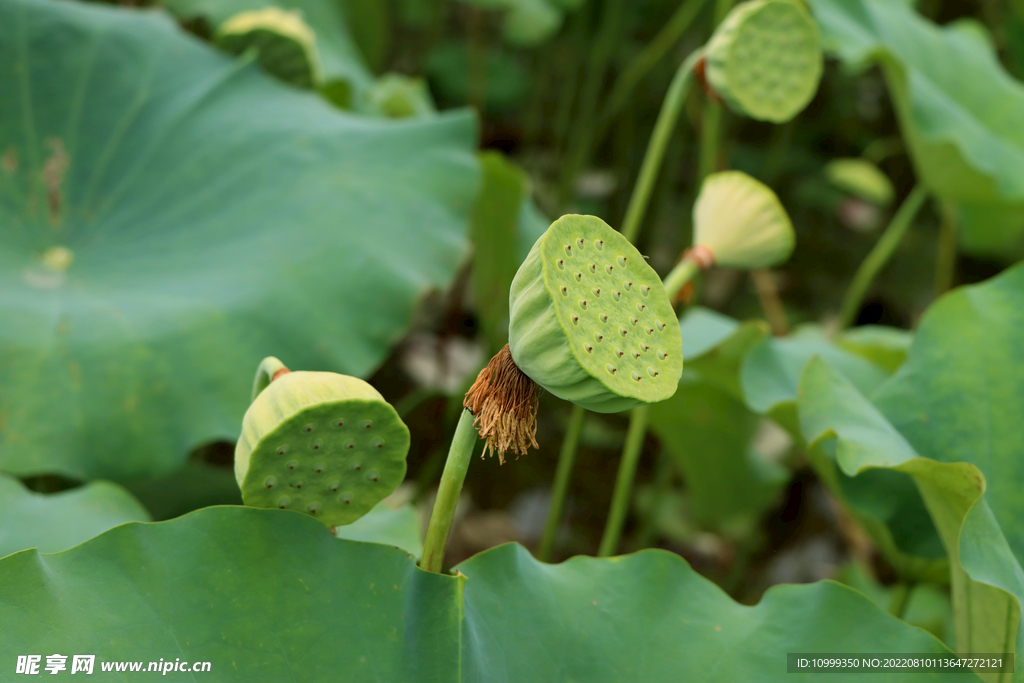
xmin=693 ymin=171 xmax=795 ymax=270
xmin=368 ymin=74 xmax=436 ymax=118
xmin=824 ymin=158 xmax=895 ymax=207
xmin=508 ymin=215 xmax=684 ymax=413
xmin=217 ymin=7 xmax=322 ymax=88
xmin=235 ymin=360 xmax=409 ymax=527
xmin=703 ymin=0 xmax=822 ymax=123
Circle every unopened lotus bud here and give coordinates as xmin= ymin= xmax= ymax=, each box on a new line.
xmin=368 ymin=74 xmax=436 ymax=119
xmin=217 ymin=7 xmax=322 ymax=88
xmin=703 ymin=0 xmax=822 ymax=123
xmin=235 ymin=358 xmax=409 ymax=527
xmin=824 ymin=158 xmax=895 ymax=207
xmin=508 ymin=214 xmax=683 ymax=413
xmin=692 ymin=171 xmax=795 ymax=270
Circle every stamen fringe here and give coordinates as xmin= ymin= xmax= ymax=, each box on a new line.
xmin=464 ymin=344 xmax=540 ymax=464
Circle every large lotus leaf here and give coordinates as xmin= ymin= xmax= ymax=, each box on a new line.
xmin=799 ymin=263 xmax=1024 ymax=667
xmin=0 ymin=0 xmax=478 ymax=482
xmin=332 ymin=500 xmax=423 ymax=559
xmin=807 ymin=0 xmax=1024 ymax=204
xmin=161 ymin=0 xmax=373 ymax=101
xmin=0 ymin=475 xmax=150 ymax=559
xmin=0 ymin=506 xmax=978 ymax=682
xmin=676 ymin=307 xmax=769 ymax=400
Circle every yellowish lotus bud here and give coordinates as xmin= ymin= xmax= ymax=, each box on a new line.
xmin=692 ymin=171 xmax=795 ymax=270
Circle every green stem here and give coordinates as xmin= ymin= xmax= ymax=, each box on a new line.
xmin=838 ymin=184 xmax=929 ymax=330
xmin=421 ymin=409 xmax=478 ymax=573
xmin=631 ymin=450 xmax=674 ymax=550
xmin=537 ymin=404 xmax=586 ymax=561
xmin=662 ymin=258 xmax=700 ymax=300
xmin=620 ymin=49 xmax=704 ymax=244
xmin=935 ymin=199 xmax=958 ymax=296
xmin=597 ymin=0 xmax=710 ymax=141
xmin=888 ymin=582 xmax=914 ymax=621
xmin=251 ymin=356 xmax=288 ymax=402
xmin=558 ymin=0 xmax=624 ymax=208
xmin=697 ymin=101 xmax=722 ymax=182
xmin=598 ymin=405 xmax=649 ymax=557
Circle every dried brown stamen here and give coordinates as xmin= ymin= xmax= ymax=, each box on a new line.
xmin=464 ymin=344 xmax=539 ymax=464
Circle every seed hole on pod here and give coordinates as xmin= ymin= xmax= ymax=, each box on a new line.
xmin=577 ymin=238 xmax=585 ymax=249
xmin=612 ymin=291 xmax=621 ymax=302
xmin=370 ymin=437 xmax=385 ymax=449
xmin=278 ymin=496 xmax=291 ymax=509
xmin=343 ymin=439 xmax=355 ymax=449
xmin=642 ymin=344 xmax=650 ymax=352
xmin=557 ymin=259 xmax=565 ymax=270
xmin=329 ymin=481 xmax=339 ymax=492
xmin=589 ymin=264 xmax=597 ymax=274
xmin=637 ymin=303 xmax=646 ymax=312
xmin=605 ymin=265 xmax=614 ymax=274
xmin=572 ymin=315 xmax=580 ymax=325
xmin=630 ymin=317 xmax=638 ymax=326
xmin=276 ymin=445 xmax=288 ymax=456
xmin=632 ymin=350 xmax=640 ymax=359
xmin=658 ymin=350 xmax=668 ymax=360
xmin=624 ymin=281 xmax=632 ymax=291
xmin=656 ymin=320 xmax=666 ymax=331
xmin=619 ymin=327 xmax=628 ymax=337
xmin=332 ymin=419 xmax=346 ymax=428
xmin=353 ymin=462 xmax=362 ymax=471
xmin=615 ymin=347 xmax=624 ymax=358
xmin=606 ymin=364 xmax=617 ymax=375
xmin=595 ymin=240 xmax=604 ymax=251
xmin=592 ymin=288 xmax=601 ymax=297
xmin=648 ymin=367 xmax=659 ymax=378
xmin=631 ymin=371 xmax=641 ymax=382
xmin=314 ymin=462 xmax=325 ymax=474
xmin=291 ymin=481 xmax=303 ymax=489
xmin=575 ymin=273 xmax=582 ymax=282
xmin=310 ymin=438 xmax=322 ymax=450
xmin=303 ymin=424 xmax=315 ymax=433
xmin=264 ymin=476 xmax=278 ymax=489
xmin=595 ymin=333 xmax=604 ymax=342
xmin=579 ymin=300 xmax=588 ymax=310
xmin=307 ymin=502 xmax=321 ymax=515
xmin=600 ymin=314 xmax=608 ymax=323
xmin=565 ymin=245 xmax=573 ymax=256
xmin=585 ymin=344 xmax=593 ymax=353
xmin=360 ymin=420 xmax=373 ymax=430
xmin=338 ymin=492 xmax=353 ymax=505
xmin=561 ymin=286 xmax=568 ymax=296
xmin=366 ymin=469 xmax=380 ymax=483
xmin=617 ymin=256 xmax=627 ymax=267
xmin=286 ymin=460 xmax=298 ymax=470
xmin=646 ymin=327 xmax=654 ymax=335
xmin=641 ymin=285 xmax=651 ymax=297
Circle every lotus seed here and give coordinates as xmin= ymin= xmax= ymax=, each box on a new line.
xmin=329 ymin=481 xmax=339 ymax=492
xmin=647 ymin=367 xmax=658 ymax=378
xmin=632 ymin=350 xmax=640 ymax=359
xmin=360 ymin=420 xmax=372 ymax=429
xmin=630 ymin=317 xmax=638 ymax=326
xmin=579 ymin=300 xmax=588 ymax=310
xmin=278 ymin=496 xmax=291 ymax=508
xmin=617 ymin=256 xmax=627 ymax=267
xmin=606 ymin=364 xmax=617 ymax=374
xmin=656 ymin=320 xmax=666 ymax=331
xmin=353 ymin=462 xmax=361 ymax=470
xmin=287 ymin=460 xmax=298 ymax=470
xmin=619 ymin=327 xmax=627 ymax=337
xmin=332 ymin=419 xmax=345 ymax=428
xmin=291 ymin=481 xmax=303 ymax=489
xmin=600 ymin=314 xmax=609 ymax=322
xmin=343 ymin=439 xmax=355 ymax=449
xmin=605 ymin=265 xmax=614 ymax=274
xmin=565 ymin=245 xmax=572 ymax=256
xmin=339 ymin=492 xmax=352 ymax=504
xmin=612 ymin=291 xmax=620 ymax=301
xmin=595 ymin=239 xmax=604 ymax=250
xmin=615 ymin=347 xmax=624 ymax=358
xmin=646 ymin=327 xmax=654 ymax=335
xmin=589 ymin=263 xmax=597 ymax=274
xmin=658 ymin=350 xmax=667 ymax=360
xmin=593 ymin=288 xmax=601 ymax=297
xmin=576 ymin=238 xmax=585 ymax=248
xmin=585 ymin=344 xmax=593 ymax=353
xmin=575 ymin=273 xmax=582 ymax=282
xmin=307 ymin=502 xmax=321 ymax=514
xmin=277 ymin=445 xmax=288 ymax=455
xmin=314 ymin=462 xmax=325 ymax=473
xmin=595 ymin=333 xmax=604 ymax=342
xmin=304 ymin=424 xmax=315 ymax=432
xmin=557 ymin=259 xmax=565 ymax=269
xmin=370 ymin=437 xmax=384 ymax=448
xmin=641 ymin=286 xmax=650 ymax=296
xmin=366 ymin=469 xmax=380 ymax=482
xmin=631 ymin=371 xmax=641 ymax=382
xmin=572 ymin=315 xmax=580 ymax=325
xmin=625 ymin=281 xmax=632 ymax=290
xmin=265 ymin=476 xmax=278 ymax=488
xmin=310 ymin=438 xmax=322 ymax=450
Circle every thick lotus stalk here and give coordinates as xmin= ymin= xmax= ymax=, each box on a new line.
xmin=691 ymin=171 xmax=795 ymax=270
xmin=702 ymin=0 xmax=822 ymax=123
xmin=217 ymin=7 xmax=322 ymax=88
xmin=235 ymin=357 xmax=409 ymax=528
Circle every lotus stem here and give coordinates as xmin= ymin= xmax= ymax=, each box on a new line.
xmin=598 ymin=404 xmax=650 ymax=557
xmin=696 ymin=0 xmax=734 ymax=183
xmin=934 ymin=199 xmax=958 ymax=296
xmin=537 ymin=403 xmax=586 ymax=561
xmin=621 ymin=49 xmax=704 ymax=244
xmin=251 ymin=356 xmax=290 ymax=402
xmin=838 ymin=183 xmax=929 ymax=329
xmin=421 ymin=408 xmax=478 ymax=573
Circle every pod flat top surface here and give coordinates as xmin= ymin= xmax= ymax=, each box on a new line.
xmin=539 ymin=215 xmax=683 ymax=403
xmin=240 ymin=399 xmax=408 ymax=527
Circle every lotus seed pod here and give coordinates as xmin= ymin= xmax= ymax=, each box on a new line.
xmin=824 ymin=158 xmax=895 ymax=207
xmin=508 ymin=215 xmax=683 ymax=413
xmin=692 ymin=171 xmax=795 ymax=270
xmin=703 ymin=0 xmax=822 ymax=123
xmin=368 ymin=74 xmax=436 ymax=119
xmin=235 ymin=364 xmax=409 ymax=527
xmin=217 ymin=7 xmax=322 ymax=88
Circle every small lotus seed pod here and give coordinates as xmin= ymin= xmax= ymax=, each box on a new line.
xmin=217 ymin=7 xmax=322 ymax=88
xmin=702 ymin=0 xmax=822 ymax=123
xmin=368 ymin=74 xmax=436 ymax=119
xmin=507 ymin=214 xmax=683 ymax=414
xmin=824 ymin=158 xmax=895 ymax=207
xmin=692 ymin=171 xmax=795 ymax=270
xmin=235 ymin=358 xmax=409 ymax=527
